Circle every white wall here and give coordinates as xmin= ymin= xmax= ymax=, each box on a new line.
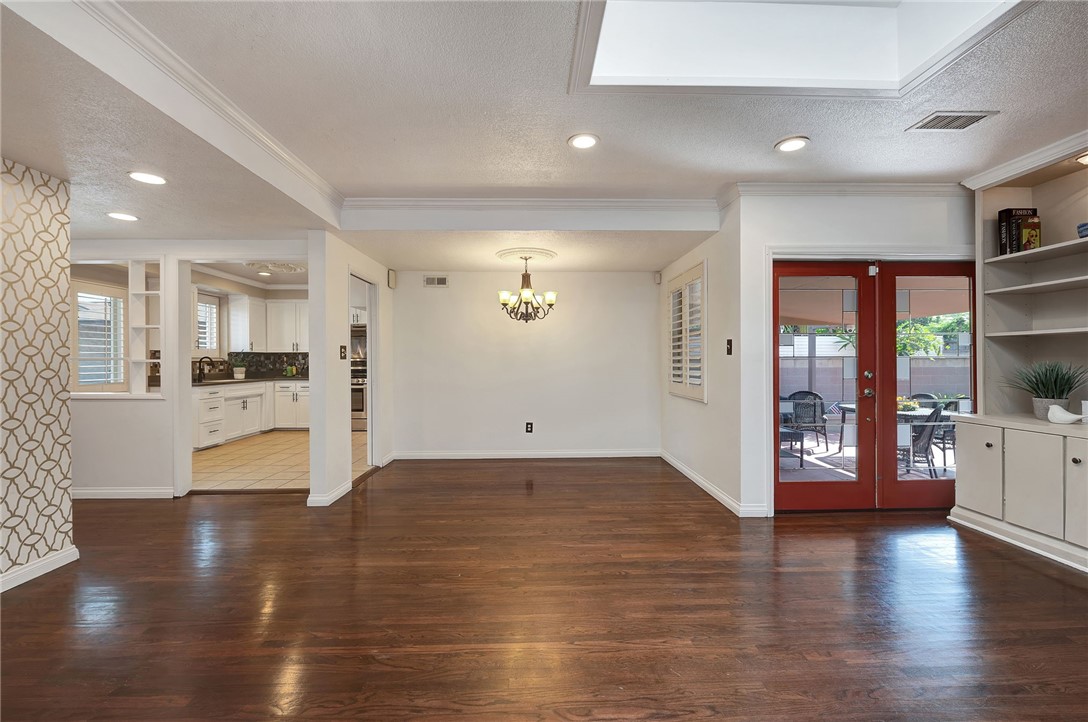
xmin=307 ymin=231 xmax=394 ymax=506
xmin=393 ymin=270 xmax=660 ymax=457
xmin=659 ymin=200 xmax=746 ymax=513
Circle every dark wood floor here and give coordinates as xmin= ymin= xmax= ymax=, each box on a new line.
xmin=3 ymin=458 xmax=1087 ymax=720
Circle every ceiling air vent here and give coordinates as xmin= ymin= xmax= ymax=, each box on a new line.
xmin=908 ymin=111 xmax=997 ymax=132
xmin=423 ymin=274 xmax=449 ymax=288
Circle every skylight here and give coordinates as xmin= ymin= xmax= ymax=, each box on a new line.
xmin=588 ymin=0 xmax=1026 ymax=97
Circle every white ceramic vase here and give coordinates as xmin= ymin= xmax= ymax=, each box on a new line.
xmin=1032 ymin=397 xmax=1068 ymax=420
xmin=233 ymin=367 xmax=246 ymax=379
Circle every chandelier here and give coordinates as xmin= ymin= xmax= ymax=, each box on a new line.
xmin=497 ymin=252 xmax=557 ymax=323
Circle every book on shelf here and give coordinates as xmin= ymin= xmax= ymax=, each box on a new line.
xmin=998 ymin=208 xmax=1037 ymax=255
xmin=1020 ymin=216 xmax=1041 ymax=251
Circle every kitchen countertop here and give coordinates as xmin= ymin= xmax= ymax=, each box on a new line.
xmin=191 ymin=376 xmax=309 ymax=388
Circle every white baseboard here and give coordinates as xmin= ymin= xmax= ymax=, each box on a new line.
xmin=390 ymin=448 xmax=661 ymax=460
xmin=1 ymin=546 xmax=80 ymax=592
xmin=660 ymin=451 xmax=769 ymax=518
xmin=381 ymin=452 xmax=396 ymax=466
xmin=948 ymin=506 xmax=1088 ymax=573
xmin=307 ymin=480 xmax=353 ymax=507
xmin=72 ymin=487 xmax=175 ymax=499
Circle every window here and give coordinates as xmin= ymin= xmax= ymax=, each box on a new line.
xmin=72 ymin=283 xmax=126 ymax=392
xmin=195 ymin=293 xmax=220 ymax=355
xmin=668 ymin=262 xmax=705 ymax=401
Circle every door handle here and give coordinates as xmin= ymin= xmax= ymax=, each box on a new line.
xmin=862 ymin=388 xmax=874 ymax=397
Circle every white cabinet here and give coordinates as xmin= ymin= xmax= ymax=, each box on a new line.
xmin=261 ymin=382 xmax=275 ymax=430
xmin=1004 ymin=429 xmax=1064 ymax=538
xmin=954 ymin=423 xmax=1003 ymax=519
xmin=229 ymin=295 xmax=266 ymax=352
xmin=950 ymin=415 xmax=1088 ymax=570
xmin=1066 ymin=438 xmax=1088 ymax=548
xmin=267 ymin=300 xmax=308 ymax=352
xmin=349 ymin=307 xmax=366 ymax=325
xmin=193 ymin=387 xmax=226 ymax=449
xmin=274 ymin=381 xmax=310 ymax=429
xmin=224 ymin=393 xmax=262 ymax=441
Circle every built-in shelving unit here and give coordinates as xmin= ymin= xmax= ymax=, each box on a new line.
xmin=128 ymin=262 xmax=162 ymax=395
xmin=976 ymin=161 xmax=1088 ymax=417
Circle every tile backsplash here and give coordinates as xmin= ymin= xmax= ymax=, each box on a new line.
xmin=226 ymin=352 xmax=309 ymax=377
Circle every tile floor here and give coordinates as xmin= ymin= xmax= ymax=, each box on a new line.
xmin=191 ymin=431 xmax=370 ymax=492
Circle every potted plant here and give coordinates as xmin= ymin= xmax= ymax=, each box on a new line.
xmin=1005 ymin=361 xmax=1088 ymax=420
xmin=231 ymin=358 xmax=247 ymax=380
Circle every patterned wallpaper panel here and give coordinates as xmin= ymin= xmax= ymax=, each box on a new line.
xmin=1 ymin=159 xmax=74 ymax=575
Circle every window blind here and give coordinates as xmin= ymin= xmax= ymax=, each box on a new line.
xmin=76 ymin=291 xmax=125 ymax=385
xmin=667 ymin=262 xmax=706 ymax=401
xmin=195 ymin=295 xmax=219 ymax=351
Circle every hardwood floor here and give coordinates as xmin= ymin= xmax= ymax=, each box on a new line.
xmin=3 ymin=458 xmax=1086 ymax=720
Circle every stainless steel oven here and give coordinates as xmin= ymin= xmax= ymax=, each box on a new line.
xmin=351 ymin=380 xmax=367 ymax=431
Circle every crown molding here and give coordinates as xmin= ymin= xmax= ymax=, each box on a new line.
xmin=340 ymin=197 xmax=721 ymax=232
xmin=736 ymin=182 xmax=972 ymax=197
xmin=8 ymin=0 xmax=343 ymax=226
xmin=961 ymin=130 xmax=1088 ymax=190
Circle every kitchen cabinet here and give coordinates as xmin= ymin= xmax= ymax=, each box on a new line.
xmin=349 ymin=306 xmax=366 ymax=325
xmin=274 ymin=381 xmax=310 ymax=428
xmin=266 ymin=300 xmax=308 ymax=352
xmin=224 ymin=394 xmax=262 ymax=441
xmin=229 ymin=295 xmax=266 ymax=352
xmin=950 ymin=415 xmax=1088 ymax=571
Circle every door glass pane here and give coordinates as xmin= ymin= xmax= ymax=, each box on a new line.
xmin=777 ymin=276 xmax=858 ymax=483
xmin=894 ymin=276 xmax=972 ymax=482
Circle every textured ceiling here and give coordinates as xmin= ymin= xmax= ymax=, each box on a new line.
xmin=198 ymin=262 xmax=310 ymax=286
xmin=0 ymin=9 xmax=328 ymax=241
xmin=121 ymin=0 xmax=1088 ymax=198
xmin=336 ymin=229 xmax=714 ymax=271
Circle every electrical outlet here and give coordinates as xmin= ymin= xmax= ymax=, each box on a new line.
xmin=525 ymin=422 xmax=533 ymax=433
xmin=340 ymin=345 xmax=347 ymax=360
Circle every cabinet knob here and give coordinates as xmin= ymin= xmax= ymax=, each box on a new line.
xmin=1074 ymin=458 xmax=1084 ymax=465
xmin=985 ymin=442 xmax=994 ymax=448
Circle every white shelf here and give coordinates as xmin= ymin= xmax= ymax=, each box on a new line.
xmin=985 ymin=236 xmax=1088 ymax=265
xmin=131 ymin=324 xmax=161 ymax=330
xmin=985 ymin=275 xmax=1088 ymax=296
xmin=130 ymin=358 xmax=161 ymax=363
xmin=985 ymin=327 xmax=1088 ymax=338
xmin=130 ymin=291 xmax=160 ymax=297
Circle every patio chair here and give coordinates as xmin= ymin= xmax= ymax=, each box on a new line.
xmin=785 ymin=390 xmax=829 ymax=452
xmin=910 ymin=392 xmax=940 ymax=409
xmin=898 ymin=406 xmax=943 ymax=479
xmin=932 ymin=399 xmax=958 ymax=468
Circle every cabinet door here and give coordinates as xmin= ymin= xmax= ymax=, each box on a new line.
xmin=224 ymin=398 xmax=245 ymax=440
xmin=266 ymin=302 xmax=296 ymax=352
xmin=954 ymin=423 xmax=1003 ymax=518
xmin=241 ymin=397 xmax=262 ymax=436
xmin=295 ymin=392 xmax=310 ymax=429
xmin=295 ymin=302 xmax=309 ymax=352
xmin=275 ymin=391 xmax=296 ymax=428
xmin=261 ymin=383 xmax=275 ymax=430
xmin=1065 ymin=438 xmax=1088 ymax=548
xmin=1005 ymin=429 xmax=1064 ymax=538
xmin=250 ymin=298 xmax=267 ymax=352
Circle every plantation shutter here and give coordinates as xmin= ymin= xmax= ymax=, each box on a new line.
xmin=74 ymin=287 xmax=126 ymax=391
xmin=195 ymin=294 xmax=220 ymax=353
xmin=667 ymin=262 xmax=706 ymax=402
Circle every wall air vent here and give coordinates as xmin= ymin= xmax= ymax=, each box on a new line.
xmin=423 ymin=274 xmax=449 ymax=288
xmin=908 ymin=111 xmax=997 ymax=132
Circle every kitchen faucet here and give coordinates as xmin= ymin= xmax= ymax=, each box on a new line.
xmin=197 ymin=356 xmax=214 ymax=382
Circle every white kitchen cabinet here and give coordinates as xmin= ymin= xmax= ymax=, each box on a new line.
xmin=261 ymin=382 xmax=275 ymax=430
xmin=1065 ymin=438 xmax=1088 ymax=548
xmin=274 ymin=381 xmax=310 ymax=428
xmin=349 ymin=306 xmax=366 ymax=325
xmin=224 ymin=394 xmax=262 ymax=441
xmin=194 ymin=384 xmax=267 ymax=448
xmin=229 ymin=295 xmax=266 ymax=352
xmin=954 ymin=423 xmax=1004 ymax=519
xmin=1003 ymin=429 xmax=1064 ymax=538
xmin=193 ymin=387 xmax=227 ymax=449
xmin=266 ymin=300 xmax=308 ymax=352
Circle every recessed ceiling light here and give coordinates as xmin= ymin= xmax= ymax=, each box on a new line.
xmin=128 ymin=171 xmax=166 ymax=185
xmin=568 ymin=133 xmax=599 ymax=150
xmin=1077 ymin=153 xmax=1088 ymax=166
xmin=107 ymin=212 xmax=138 ymax=221
xmin=774 ymin=136 xmax=810 ymax=152
xmin=257 ymin=271 xmax=272 ymax=277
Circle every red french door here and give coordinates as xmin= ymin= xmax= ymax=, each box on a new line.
xmin=774 ymin=261 xmax=975 ymax=512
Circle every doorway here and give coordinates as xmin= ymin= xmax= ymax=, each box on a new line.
xmin=774 ymin=261 xmax=974 ymax=511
